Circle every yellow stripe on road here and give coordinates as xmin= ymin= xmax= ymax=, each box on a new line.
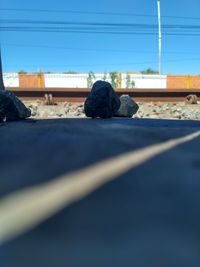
xmin=0 ymin=130 xmax=200 ymax=244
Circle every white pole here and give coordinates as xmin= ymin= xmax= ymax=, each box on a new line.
xmin=157 ymin=0 xmax=162 ymax=74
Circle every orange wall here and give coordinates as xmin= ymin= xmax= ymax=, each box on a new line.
xmin=19 ymin=74 xmax=45 ymax=88
xmin=18 ymin=73 xmax=200 ymax=89
xmin=167 ymin=75 xmax=200 ymax=89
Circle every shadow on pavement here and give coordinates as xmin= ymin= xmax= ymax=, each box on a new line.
xmin=1 ymin=118 xmax=200 ymax=267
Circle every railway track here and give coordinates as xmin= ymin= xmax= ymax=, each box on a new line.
xmin=7 ymin=87 xmax=200 ymax=102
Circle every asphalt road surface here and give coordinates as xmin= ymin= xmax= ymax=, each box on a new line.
xmin=0 ymin=118 xmax=200 ymax=267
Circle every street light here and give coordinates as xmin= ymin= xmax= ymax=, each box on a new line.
xmin=157 ymin=0 xmax=162 ymax=74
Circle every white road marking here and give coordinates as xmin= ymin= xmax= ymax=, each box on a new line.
xmin=0 ymin=130 xmax=200 ymax=244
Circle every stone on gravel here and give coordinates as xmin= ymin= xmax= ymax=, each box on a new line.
xmin=23 ymin=100 xmax=200 ymax=120
xmin=84 ymin=81 xmax=120 ymax=119
xmin=115 ymin=95 xmax=139 ymax=118
xmin=186 ymin=94 xmax=198 ymax=104
xmin=0 ymin=90 xmax=31 ymax=122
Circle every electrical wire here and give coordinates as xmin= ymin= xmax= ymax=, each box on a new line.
xmin=1 ymin=19 xmax=200 ymax=29
xmin=3 ymin=43 xmax=199 ymax=55
xmin=0 ymin=7 xmax=200 ymax=21
xmin=3 ymin=58 xmax=200 ymax=69
xmin=1 ymin=19 xmax=200 ymax=36
xmin=1 ymin=27 xmax=200 ymax=37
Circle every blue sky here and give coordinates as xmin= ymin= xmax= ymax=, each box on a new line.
xmin=0 ymin=0 xmax=200 ymax=74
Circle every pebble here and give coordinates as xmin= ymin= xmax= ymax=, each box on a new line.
xmin=115 ymin=95 xmax=139 ymax=118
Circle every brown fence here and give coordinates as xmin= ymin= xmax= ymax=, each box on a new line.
xmin=167 ymin=75 xmax=200 ymax=89
xmin=18 ymin=73 xmax=200 ymax=89
xmin=19 ymin=73 xmax=45 ymax=88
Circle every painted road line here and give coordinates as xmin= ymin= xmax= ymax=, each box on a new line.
xmin=0 ymin=130 xmax=200 ymax=244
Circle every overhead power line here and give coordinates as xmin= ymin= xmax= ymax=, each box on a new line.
xmin=4 ymin=58 xmax=200 ymax=70
xmin=2 ymin=43 xmax=199 ymax=55
xmin=0 ymin=43 xmax=159 ymax=53
xmin=1 ymin=19 xmax=200 ymax=36
xmin=1 ymin=27 xmax=200 ymax=36
xmin=1 ymin=19 xmax=200 ymax=29
xmin=0 ymin=7 xmax=200 ymax=21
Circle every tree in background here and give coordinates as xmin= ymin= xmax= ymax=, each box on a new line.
xmin=126 ymin=73 xmax=131 ymax=88
xmin=102 ymin=72 xmax=108 ymax=81
xmin=109 ymin=72 xmax=118 ymax=88
xmin=87 ymin=71 xmax=95 ymax=88
xmin=131 ymin=80 xmax=135 ymax=88
xmin=126 ymin=73 xmax=135 ymax=88
xmin=63 ymin=71 xmax=79 ymax=74
xmin=141 ymin=68 xmax=159 ymax=74
xmin=0 ymin=49 xmax=5 ymax=89
xmin=18 ymin=70 xmax=27 ymax=74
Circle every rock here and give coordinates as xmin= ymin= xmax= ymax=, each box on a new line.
xmin=84 ymin=81 xmax=120 ymax=118
xmin=77 ymin=104 xmax=83 ymax=108
xmin=77 ymin=107 xmax=84 ymax=113
xmin=74 ymin=110 xmax=81 ymax=116
xmin=115 ymin=95 xmax=139 ymax=118
xmin=44 ymin=93 xmax=54 ymax=105
xmin=65 ymin=108 xmax=70 ymax=114
xmin=31 ymin=111 xmax=37 ymax=117
xmin=0 ymin=90 xmax=31 ymax=122
xmin=186 ymin=94 xmax=198 ymax=104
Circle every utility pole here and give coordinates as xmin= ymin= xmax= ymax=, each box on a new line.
xmin=157 ymin=0 xmax=162 ymax=74
xmin=0 ymin=48 xmax=5 ymax=89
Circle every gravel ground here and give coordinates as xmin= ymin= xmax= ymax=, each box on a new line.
xmin=24 ymin=100 xmax=200 ymax=120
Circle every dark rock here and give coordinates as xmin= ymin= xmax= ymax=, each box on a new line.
xmin=115 ymin=95 xmax=139 ymax=118
xmin=84 ymin=81 xmax=120 ymax=118
xmin=0 ymin=90 xmax=31 ymax=122
xmin=186 ymin=94 xmax=198 ymax=104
